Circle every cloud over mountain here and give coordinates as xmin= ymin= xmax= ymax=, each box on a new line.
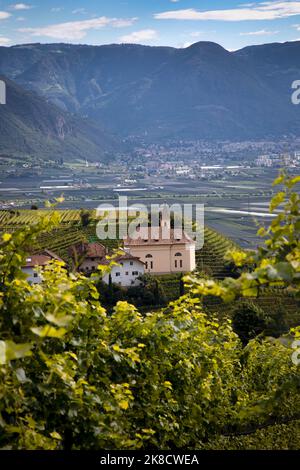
xmin=154 ymin=2 xmax=300 ymax=22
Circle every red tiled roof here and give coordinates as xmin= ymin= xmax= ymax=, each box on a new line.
xmin=99 ymin=253 xmax=145 ymax=266
xmin=115 ymin=253 xmax=145 ymax=265
xmin=85 ymin=242 xmax=106 ymax=258
xmin=24 ymin=249 xmax=63 ymax=268
xmin=40 ymin=249 xmax=63 ymax=262
xmin=24 ymin=255 xmax=52 ymax=268
xmin=69 ymin=242 xmax=106 ymax=259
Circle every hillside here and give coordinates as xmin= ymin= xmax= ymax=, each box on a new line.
xmin=1 ymin=41 xmax=300 ymax=141
xmin=0 ymin=208 xmax=236 ymax=274
xmin=0 ymin=77 xmax=125 ymax=161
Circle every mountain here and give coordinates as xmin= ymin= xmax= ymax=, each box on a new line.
xmin=1 ymin=41 xmax=300 ymax=142
xmin=0 ymin=76 xmax=124 ymax=161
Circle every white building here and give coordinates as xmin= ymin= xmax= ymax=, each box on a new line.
xmin=70 ymin=242 xmax=106 ymax=274
xmin=22 ymin=250 xmax=62 ymax=284
xmin=102 ymin=253 xmax=145 ymax=287
xmin=255 ymin=155 xmax=272 ymax=167
xmin=295 ymin=151 xmax=300 ymax=162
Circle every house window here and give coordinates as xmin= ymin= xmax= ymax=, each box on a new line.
xmin=115 ymin=272 xmax=121 ymax=277
xmin=180 ymin=260 xmax=183 ymax=268
xmin=175 ymin=252 xmax=182 ymax=257
xmin=145 ymin=254 xmax=153 ymax=270
xmin=132 ymin=271 xmax=138 ymax=276
xmin=125 ymin=272 xmax=129 ymax=276
xmin=130 ymin=261 xmax=133 ymax=266
xmin=33 ymin=273 xmax=38 ymax=278
xmin=175 ymin=260 xmax=177 ymax=268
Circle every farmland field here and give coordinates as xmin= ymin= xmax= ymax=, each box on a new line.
xmin=0 ymin=166 xmax=288 ymax=248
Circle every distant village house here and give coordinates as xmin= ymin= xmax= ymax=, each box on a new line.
xmin=102 ymin=253 xmax=145 ymax=287
xmin=22 ymin=250 xmax=63 ymax=284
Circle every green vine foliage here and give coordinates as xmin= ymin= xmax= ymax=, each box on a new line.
xmin=0 ymin=175 xmax=299 ymax=450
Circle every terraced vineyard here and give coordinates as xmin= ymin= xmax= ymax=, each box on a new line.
xmin=196 ymin=227 xmax=239 ymax=279
xmin=156 ymin=274 xmax=183 ymax=303
xmin=203 ymin=290 xmax=300 ymax=328
xmin=35 ymin=225 xmax=120 ymax=264
xmin=0 ymin=208 xmax=298 ymax=322
xmin=0 ymin=212 xmax=124 ymax=265
xmin=82 ymin=225 xmax=120 ymax=251
xmin=0 ymin=209 xmax=91 ymax=226
xmin=36 ymin=226 xmax=86 ymax=263
xmin=0 ymin=209 xmax=240 ymax=275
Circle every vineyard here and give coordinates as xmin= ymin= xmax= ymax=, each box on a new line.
xmin=202 ymin=289 xmax=300 ymax=329
xmin=196 ymin=227 xmax=239 ymax=279
xmin=0 ymin=209 xmax=239 ymax=276
xmin=0 ymin=210 xmax=117 ymax=263
xmin=3 ymin=208 xmax=298 ymax=322
xmin=0 ymin=209 xmax=92 ymax=226
xmin=156 ymin=273 xmax=183 ymax=303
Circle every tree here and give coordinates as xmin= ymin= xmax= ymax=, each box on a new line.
xmin=179 ymin=273 xmax=185 ymax=297
xmin=80 ymin=210 xmax=91 ymax=227
xmin=231 ymin=301 xmax=270 ymax=346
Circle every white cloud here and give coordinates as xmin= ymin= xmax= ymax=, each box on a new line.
xmin=19 ymin=16 xmax=138 ymax=40
xmin=155 ymin=2 xmax=300 ymax=22
xmin=0 ymin=11 xmax=11 ymax=20
xmin=0 ymin=36 xmax=11 ymax=45
xmin=72 ymin=8 xmax=87 ymax=15
xmin=10 ymin=3 xmax=32 ymax=10
xmin=51 ymin=7 xmax=63 ymax=13
xmin=113 ymin=18 xmax=139 ymax=28
xmin=240 ymin=29 xmax=279 ymax=36
xmin=189 ymin=31 xmax=203 ymax=38
xmin=119 ymin=29 xmax=158 ymax=44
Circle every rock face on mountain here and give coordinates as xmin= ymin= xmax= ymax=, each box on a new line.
xmin=1 ymin=40 xmax=300 ymax=146
xmin=0 ymin=76 xmax=124 ymax=161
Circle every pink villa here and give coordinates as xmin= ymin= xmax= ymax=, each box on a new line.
xmin=123 ymin=208 xmax=196 ymax=275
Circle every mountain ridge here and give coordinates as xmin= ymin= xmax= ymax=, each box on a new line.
xmin=0 ymin=76 xmax=125 ymax=161
xmin=1 ymin=40 xmax=300 ymax=144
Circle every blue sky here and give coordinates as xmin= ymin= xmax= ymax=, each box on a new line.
xmin=1 ymin=1 xmax=300 ymax=50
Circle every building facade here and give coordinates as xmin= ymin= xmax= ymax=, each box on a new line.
xmin=22 ymin=250 xmax=62 ymax=284
xmin=124 ymin=207 xmax=196 ymax=275
xmin=69 ymin=241 xmax=107 ymax=273
xmin=102 ymin=254 xmax=145 ymax=287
